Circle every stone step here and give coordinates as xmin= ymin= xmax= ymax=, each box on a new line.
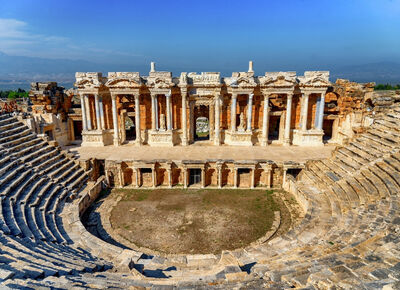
xmin=334 ymin=151 xmax=362 ymax=170
xmin=0 ymin=164 xmax=25 ymax=190
xmin=11 ymin=140 xmax=48 ymax=159
xmin=353 ymin=137 xmax=384 ymax=157
xmin=360 ymin=169 xmax=390 ymax=199
xmin=0 ymin=128 xmax=32 ymax=145
xmin=362 ymin=132 xmax=396 ymax=149
xmin=0 ymin=116 xmax=17 ymax=126
xmin=0 ymin=123 xmax=26 ymax=139
xmin=339 ymin=146 xmax=371 ymax=164
xmin=1 ymin=132 xmax=35 ymax=148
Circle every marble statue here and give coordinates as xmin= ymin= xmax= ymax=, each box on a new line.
xmin=238 ymin=112 xmax=246 ymax=132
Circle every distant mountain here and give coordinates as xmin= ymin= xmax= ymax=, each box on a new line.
xmin=0 ymin=51 xmax=399 ymax=90
xmin=331 ymin=62 xmax=400 ymax=84
xmin=0 ymin=51 xmax=148 ymax=90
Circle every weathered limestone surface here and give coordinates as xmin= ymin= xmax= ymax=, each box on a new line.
xmin=71 ymin=63 xmax=375 ymax=148
xmin=1 ymin=74 xmax=400 ymax=288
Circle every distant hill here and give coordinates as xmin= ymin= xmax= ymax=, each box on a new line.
xmin=331 ymin=62 xmax=400 ymax=84
xmin=0 ymin=51 xmax=399 ymax=90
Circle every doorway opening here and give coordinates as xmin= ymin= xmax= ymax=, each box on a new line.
xmin=323 ymin=119 xmax=334 ymax=142
xmin=268 ymin=115 xmax=281 ymax=141
xmin=73 ymin=120 xmax=82 ymax=140
xmin=125 ymin=113 xmax=136 ymax=141
xmin=238 ymin=168 xmax=251 ymax=188
xmin=141 ymin=168 xmax=153 ymax=187
xmin=194 ymin=105 xmax=210 ymax=141
xmin=189 ymin=169 xmax=202 ymax=186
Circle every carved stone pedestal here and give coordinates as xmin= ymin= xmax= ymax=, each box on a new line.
xmin=225 ymin=130 xmax=253 ymax=146
xmin=148 ymin=130 xmax=174 ymax=147
xmin=292 ymin=129 xmax=324 ymax=146
xmin=82 ymin=129 xmax=113 ymax=147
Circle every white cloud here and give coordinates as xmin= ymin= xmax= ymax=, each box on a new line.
xmin=0 ymin=18 xmax=143 ymax=61
xmin=0 ymin=18 xmax=71 ymax=55
xmin=0 ymin=18 xmax=28 ymax=38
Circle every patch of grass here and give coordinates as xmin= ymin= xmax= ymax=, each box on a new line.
xmin=109 ymin=188 xmax=292 ymax=254
xmin=134 ymin=191 xmax=148 ymax=201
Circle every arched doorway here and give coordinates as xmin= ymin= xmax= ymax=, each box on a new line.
xmin=194 ymin=105 xmax=210 ymax=141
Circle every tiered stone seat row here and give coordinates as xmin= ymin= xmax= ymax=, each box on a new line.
xmin=0 ymin=114 xmax=110 ymax=283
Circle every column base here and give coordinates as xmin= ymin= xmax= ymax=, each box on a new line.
xmin=260 ymin=137 xmax=268 ymax=146
xmin=292 ymin=129 xmax=324 ymax=146
xmin=214 ymin=136 xmax=221 ymax=146
xmin=225 ymin=130 xmax=253 ymax=146
xmin=81 ymin=130 xmax=113 ymax=147
xmin=181 ymin=137 xmax=188 ymax=146
xmin=148 ymin=130 xmax=174 ymax=147
xmin=113 ymin=138 xmax=120 ymax=147
xmin=283 ymin=139 xmax=291 ymax=146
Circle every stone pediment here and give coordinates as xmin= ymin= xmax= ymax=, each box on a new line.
xmin=75 ymin=72 xmax=105 ymax=89
xmin=106 ymin=72 xmax=142 ymax=88
xmin=298 ymin=71 xmax=330 ymax=87
xmin=226 ymin=72 xmax=257 ymax=88
xmin=147 ymin=71 xmax=174 ymax=88
xmin=259 ymin=72 xmax=297 ymax=88
xmin=186 ymin=72 xmax=221 ymax=87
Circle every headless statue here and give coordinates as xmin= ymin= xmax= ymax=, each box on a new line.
xmin=238 ymin=112 xmax=246 ymax=131
xmin=159 ymin=113 xmax=166 ymax=131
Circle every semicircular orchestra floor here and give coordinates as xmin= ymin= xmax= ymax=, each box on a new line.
xmin=83 ymin=188 xmax=301 ymax=255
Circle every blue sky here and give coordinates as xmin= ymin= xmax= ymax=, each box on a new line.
xmin=0 ymin=0 xmax=399 ymax=74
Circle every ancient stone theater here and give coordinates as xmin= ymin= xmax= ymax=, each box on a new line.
xmin=0 ymin=62 xmax=400 ymax=289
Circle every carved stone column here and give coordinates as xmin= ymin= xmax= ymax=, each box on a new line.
xmin=231 ymin=93 xmax=237 ymax=132
xmin=80 ymin=94 xmax=88 ymax=131
xmin=251 ymin=168 xmax=255 ymax=189
xmin=266 ymin=167 xmax=272 ymax=189
xmin=283 ymin=168 xmax=288 ymax=186
xmin=217 ymin=164 xmax=222 ymax=188
xmin=284 ymin=93 xmax=293 ymax=146
xmin=261 ymin=94 xmax=270 ymax=146
xmin=152 ymin=167 xmax=157 ymax=188
xmin=233 ymin=168 xmax=238 ymax=188
xmin=85 ymin=95 xmax=92 ymax=130
xmin=166 ymin=92 xmax=172 ymax=131
xmin=155 ymin=95 xmax=159 ymax=130
xmin=183 ymin=168 xmax=188 ymax=189
xmin=247 ymin=93 xmax=253 ymax=132
xmin=111 ymin=95 xmax=120 ymax=146
xmin=134 ymin=168 xmax=139 ymax=188
xmin=167 ymin=168 xmax=172 ymax=188
xmin=151 ymin=94 xmax=159 ymax=130
xmin=151 ymin=94 xmax=156 ymax=130
xmin=118 ymin=166 xmax=124 ymax=187
xmin=135 ymin=95 xmax=141 ymax=145
xmin=214 ymin=95 xmax=221 ymax=145
xmin=201 ymin=168 xmax=206 ymax=188
xmin=181 ymin=90 xmax=188 ymax=145
xmin=99 ymin=96 xmax=105 ymax=130
xmin=300 ymin=93 xmax=310 ymax=131
xmin=316 ymin=92 xmax=326 ymax=130
xmin=94 ymin=94 xmax=101 ymax=130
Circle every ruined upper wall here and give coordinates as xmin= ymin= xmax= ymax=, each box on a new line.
xmin=29 ymin=82 xmax=68 ymax=115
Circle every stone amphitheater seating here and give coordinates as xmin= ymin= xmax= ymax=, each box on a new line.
xmin=1 ymin=106 xmax=400 ymax=288
xmin=0 ymin=114 xmax=112 ymax=285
